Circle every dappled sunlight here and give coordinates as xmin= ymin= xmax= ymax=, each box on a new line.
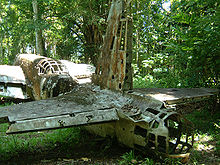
xmin=0 ymin=0 xmax=219 ymax=164
xmin=149 ymin=93 xmax=177 ymax=102
xmin=190 ymin=133 xmax=220 ymax=165
xmin=194 ymin=134 xmax=215 ymax=152
xmin=133 ymin=88 xmax=219 ymax=104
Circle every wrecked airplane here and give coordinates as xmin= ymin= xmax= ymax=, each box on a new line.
xmin=0 ymin=0 xmax=219 ymax=162
xmin=0 ymin=54 xmax=95 ymax=100
xmin=0 ymin=61 xmax=218 ymax=161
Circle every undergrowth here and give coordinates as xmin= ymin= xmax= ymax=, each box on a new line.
xmin=185 ymin=108 xmax=220 ymax=156
xmin=133 ymin=74 xmax=185 ymax=88
xmin=119 ymin=150 xmax=154 ymax=165
xmin=0 ymin=124 xmax=81 ymax=162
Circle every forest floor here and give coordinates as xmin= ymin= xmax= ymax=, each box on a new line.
xmin=31 ymin=134 xmax=220 ymax=165
xmin=0 ymin=122 xmax=219 ymax=165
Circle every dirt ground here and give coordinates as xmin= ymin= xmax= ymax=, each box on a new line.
xmin=1 ymin=133 xmax=130 ymax=165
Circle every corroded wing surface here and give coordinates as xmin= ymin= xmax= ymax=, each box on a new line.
xmin=0 ymin=65 xmax=27 ymax=99
xmin=0 ymin=84 xmax=125 ymax=132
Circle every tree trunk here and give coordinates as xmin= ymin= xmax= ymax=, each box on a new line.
xmin=0 ymin=36 xmax=3 ymax=64
xmin=94 ymin=0 xmax=133 ymax=91
xmin=82 ymin=23 xmax=103 ymax=66
xmin=32 ymin=0 xmax=45 ymax=56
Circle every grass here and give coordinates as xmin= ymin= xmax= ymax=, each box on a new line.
xmin=185 ymin=108 xmax=220 ymax=164
xmin=119 ymin=150 xmax=154 ymax=165
xmin=0 ymin=123 xmax=81 ymax=162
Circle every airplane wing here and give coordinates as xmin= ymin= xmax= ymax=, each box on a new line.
xmin=0 ymin=65 xmax=27 ymax=99
xmin=0 ymin=84 xmax=123 ymax=134
xmin=0 ymin=84 xmax=218 ymax=135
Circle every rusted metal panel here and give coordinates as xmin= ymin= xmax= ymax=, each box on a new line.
xmin=0 ymin=55 xmax=95 ymax=100
xmin=0 ymin=85 xmax=128 ymax=123
xmin=14 ymin=54 xmax=45 ymax=100
xmin=60 ymin=60 xmax=95 ymax=78
xmin=0 ymin=65 xmax=26 ymax=84
xmin=0 ymin=87 xmax=217 ymax=123
xmin=60 ymin=60 xmax=95 ymax=84
xmin=123 ymin=17 xmax=133 ymax=91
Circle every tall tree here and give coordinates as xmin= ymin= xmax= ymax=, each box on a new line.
xmin=32 ymin=0 xmax=45 ymax=56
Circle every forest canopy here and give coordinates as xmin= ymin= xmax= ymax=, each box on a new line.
xmin=0 ymin=0 xmax=219 ymax=88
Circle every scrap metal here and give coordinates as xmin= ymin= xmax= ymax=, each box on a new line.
xmin=0 ymin=65 xmax=27 ymax=99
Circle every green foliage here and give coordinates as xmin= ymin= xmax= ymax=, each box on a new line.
xmin=215 ymin=133 xmax=220 ymax=156
xmin=119 ymin=150 xmax=137 ymax=165
xmin=133 ymin=74 xmax=163 ymax=88
xmin=0 ymin=0 xmax=219 ymax=86
xmin=132 ymin=0 xmax=219 ymax=88
xmin=185 ymin=108 xmax=220 ymax=135
xmin=119 ymin=150 xmax=154 ymax=165
xmin=164 ymin=157 xmax=183 ymax=165
xmin=44 ymin=127 xmax=81 ymax=151
xmin=185 ymin=108 xmax=220 ymax=159
xmin=0 ymin=0 xmax=108 ymax=64
xmin=141 ymin=158 xmax=154 ymax=165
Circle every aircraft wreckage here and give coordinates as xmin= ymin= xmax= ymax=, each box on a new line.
xmin=0 ymin=54 xmax=218 ymax=162
xmin=0 ymin=0 xmax=219 ymax=162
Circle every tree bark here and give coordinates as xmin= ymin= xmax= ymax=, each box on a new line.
xmin=94 ymin=0 xmax=123 ymax=90
xmin=123 ymin=17 xmax=133 ymax=90
xmin=0 ymin=36 xmax=3 ymax=64
xmin=32 ymin=0 xmax=45 ymax=56
xmin=94 ymin=0 xmax=133 ymax=91
xmin=82 ymin=23 xmax=103 ymax=66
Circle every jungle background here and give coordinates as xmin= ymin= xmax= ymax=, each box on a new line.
xmin=0 ymin=0 xmax=219 ymax=88
xmin=0 ymin=0 xmax=219 ymax=164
